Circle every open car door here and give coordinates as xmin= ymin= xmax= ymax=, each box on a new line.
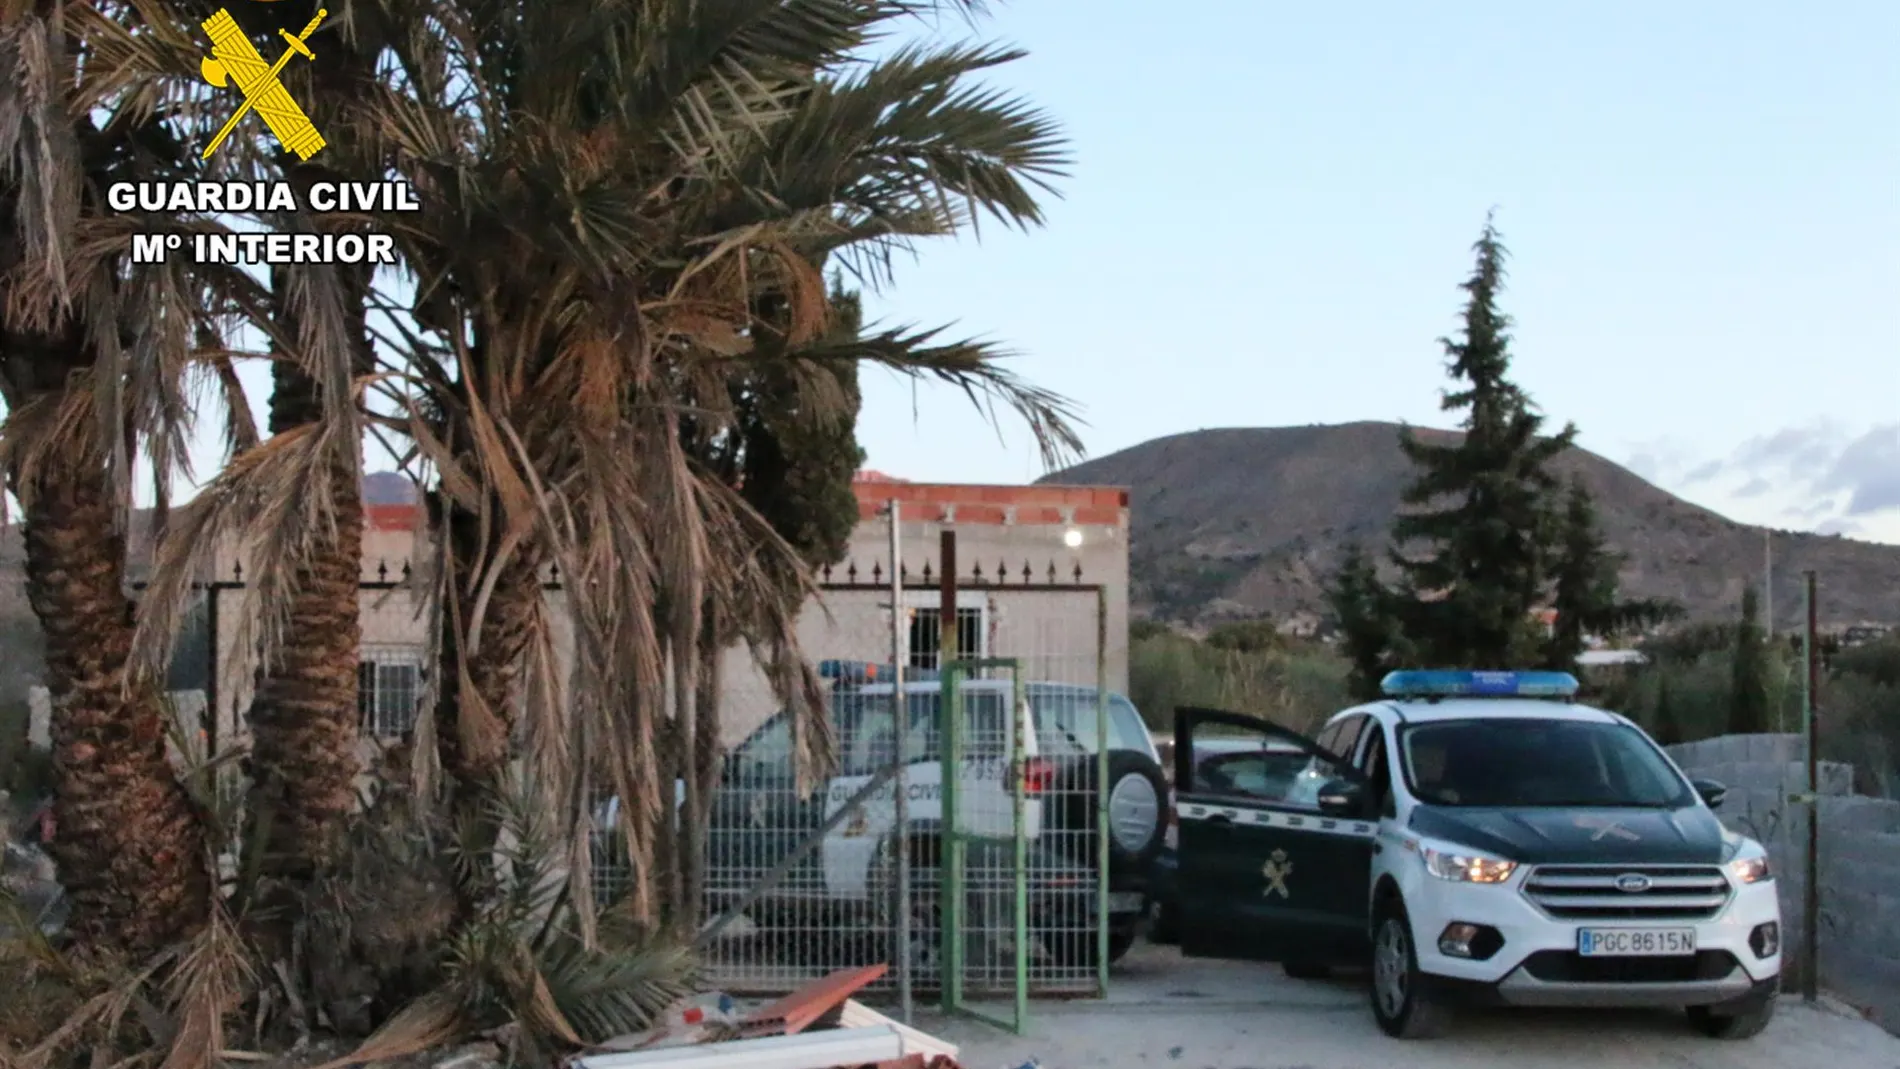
xmin=1172 ymin=707 xmax=1374 ymax=966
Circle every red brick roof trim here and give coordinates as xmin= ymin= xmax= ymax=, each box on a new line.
xmin=854 ymin=482 xmax=1128 ymax=526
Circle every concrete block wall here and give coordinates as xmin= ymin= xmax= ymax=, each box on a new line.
xmin=1669 ymin=733 xmax=1900 ymax=1034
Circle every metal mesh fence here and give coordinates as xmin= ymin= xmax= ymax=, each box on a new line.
xmin=689 ymin=589 xmax=913 ymax=996
xmin=594 ymin=528 xmax=1121 ymax=1003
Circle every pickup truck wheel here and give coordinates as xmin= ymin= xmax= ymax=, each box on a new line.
xmin=1369 ymin=899 xmax=1449 ymax=1039
xmin=1053 ymin=752 xmax=1169 ymax=873
xmin=1687 ymin=998 xmax=1775 ymax=1039
xmin=869 ymin=841 xmax=942 ymax=977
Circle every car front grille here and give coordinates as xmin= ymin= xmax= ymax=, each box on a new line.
xmin=1521 ymin=949 xmax=1740 ymax=984
xmin=1520 ymin=864 xmax=1731 ymax=920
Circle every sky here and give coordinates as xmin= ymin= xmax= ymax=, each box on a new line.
xmin=170 ymin=1 xmax=1899 ymax=544
xmin=842 ymin=0 xmax=1900 ymax=542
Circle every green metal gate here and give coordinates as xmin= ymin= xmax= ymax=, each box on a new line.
xmin=939 ymin=658 xmax=1029 ymax=1032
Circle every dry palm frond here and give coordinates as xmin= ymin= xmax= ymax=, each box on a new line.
xmin=129 ymin=415 xmax=357 ymax=688
xmin=10 ymin=946 xmax=170 ymax=1069
xmin=306 ymin=992 xmax=463 ymax=1069
xmin=155 ymin=906 xmax=252 ymax=1069
xmin=0 ymin=370 xmax=102 ymax=517
xmin=0 ymin=9 xmax=82 ymax=315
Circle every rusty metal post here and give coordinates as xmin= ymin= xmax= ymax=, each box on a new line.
xmin=936 ymin=531 xmax=960 ymax=1009
xmin=1803 ymin=569 xmax=1819 ymax=1003
xmin=888 ymin=500 xmax=911 ymax=1023
xmin=939 ymin=531 xmax=958 ymax=666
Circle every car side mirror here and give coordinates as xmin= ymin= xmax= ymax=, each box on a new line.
xmin=1316 ymin=778 xmax=1365 ymax=817
xmin=1692 ymin=778 xmax=1727 ymax=810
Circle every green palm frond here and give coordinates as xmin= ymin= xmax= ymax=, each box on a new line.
xmin=531 ymin=931 xmax=695 ymax=1048
xmin=787 ymin=323 xmax=1085 ymax=469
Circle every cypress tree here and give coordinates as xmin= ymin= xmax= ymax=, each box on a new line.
xmin=1544 ymin=479 xmax=1681 ymax=669
xmin=733 ymin=286 xmax=869 ymax=570
xmin=1326 ymin=543 xmax=1399 ymax=702
xmin=1652 ymin=674 xmax=1684 ymax=746
xmin=1729 ymin=586 xmax=1772 ymax=734
xmin=1390 ymin=216 xmax=1576 ymax=668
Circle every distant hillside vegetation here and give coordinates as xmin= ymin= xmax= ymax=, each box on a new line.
xmin=1046 ymin=422 xmax=1900 ymax=631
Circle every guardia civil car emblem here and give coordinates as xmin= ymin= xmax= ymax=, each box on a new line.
xmin=1262 ymin=849 xmax=1292 ymax=899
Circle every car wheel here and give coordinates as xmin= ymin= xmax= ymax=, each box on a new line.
xmin=1282 ymin=961 xmax=1330 ymax=980
xmin=1369 ymin=898 xmax=1450 ymax=1039
xmin=1687 ymin=998 xmax=1775 ymax=1039
xmin=869 ymin=840 xmax=942 ymax=978
xmin=1149 ymin=902 xmax=1180 ymax=945
xmin=1054 ymin=751 xmax=1170 ymax=873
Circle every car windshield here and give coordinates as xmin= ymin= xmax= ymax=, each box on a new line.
xmin=1030 ymin=689 xmax=1148 ymax=757
xmin=1400 ymin=717 xmax=1692 ymax=808
xmin=834 ymin=689 xmax=1009 ymax=774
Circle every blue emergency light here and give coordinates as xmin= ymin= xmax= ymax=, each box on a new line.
xmin=1380 ymin=669 xmax=1579 ymax=699
xmin=817 ymin=660 xmax=939 ymax=684
xmin=818 ymin=660 xmax=883 ymax=682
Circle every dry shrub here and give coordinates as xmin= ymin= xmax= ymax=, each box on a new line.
xmin=0 ymin=902 xmax=175 ymax=1069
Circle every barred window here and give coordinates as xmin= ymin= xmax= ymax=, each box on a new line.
xmin=906 ymin=606 xmax=985 ymax=670
xmin=358 ymin=648 xmax=424 ymax=738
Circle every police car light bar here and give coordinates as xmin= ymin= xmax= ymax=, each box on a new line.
xmin=1380 ymin=669 xmax=1579 ymax=699
xmin=817 ymin=660 xmax=940 ymax=684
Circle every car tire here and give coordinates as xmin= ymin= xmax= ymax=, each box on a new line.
xmin=1687 ymin=998 xmax=1775 ymax=1039
xmin=1149 ymin=902 xmax=1180 ymax=945
xmin=1369 ymin=897 xmax=1450 ymax=1039
xmin=1054 ymin=750 xmax=1169 ymax=872
xmin=868 ymin=838 xmax=943 ymax=978
xmin=1282 ymin=961 xmax=1330 ymax=980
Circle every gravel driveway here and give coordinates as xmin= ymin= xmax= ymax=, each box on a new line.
xmin=916 ymin=945 xmax=1900 ymax=1069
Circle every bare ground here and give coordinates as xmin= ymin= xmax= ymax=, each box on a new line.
xmin=911 ymin=944 xmax=1900 ymax=1069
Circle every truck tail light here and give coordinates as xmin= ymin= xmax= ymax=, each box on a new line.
xmin=1023 ymin=756 xmax=1056 ymax=794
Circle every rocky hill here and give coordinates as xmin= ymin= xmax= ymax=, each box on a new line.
xmin=1047 ymin=422 xmax=1900 ymax=631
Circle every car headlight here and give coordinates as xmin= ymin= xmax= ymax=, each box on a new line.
xmin=1421 ymin=843 xmax=1517 ymax=884
xmin=1727 ymin=846 xmax=1772 ymax=885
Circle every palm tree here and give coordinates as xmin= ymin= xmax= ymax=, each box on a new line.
xmin=120 ymin=0 xmax=1075 ymax=938
xmin=3 ymin=0 xmax=1087 ymax=1057
xmin=346 ymin=0 xmax=1078 ymax=926
xmin=0 ymin=2 xmax=235 ymax=958
xmin=238 ymin=5 xmax=395 ymax=906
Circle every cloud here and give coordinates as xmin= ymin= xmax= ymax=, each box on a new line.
xmin=1816 ymin=425 xmax=1900 ymax=515
xmin=1732 ymin=422 xmax=1851 ymax=476
xmin=1683 ymin=459 xmax=1725 ymax=484
xmin=1621 ymin=437 xmax=1711 ymax=486
xmin=1784 ymin=497 xmax=1838 ymax=521
xmin=1622 ymin=422 xmax=1900 ymax=543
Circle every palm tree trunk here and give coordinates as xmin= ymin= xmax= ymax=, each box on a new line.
xmin=682 ymin=631 xmax=723 ymax=928
xmin=241 ymin=350 xmax=366 ymax=890
xmin=7 ymin=360 xmax=209 ymax=958
xmin=436 ymin=498 xmax=541 ymax=806
xmin=238 ymin=21 xmax=380 ymax=896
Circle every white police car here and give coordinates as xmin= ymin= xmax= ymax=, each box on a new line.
xmin=596 ymin=660 xmax=1167 ymax=966
xmin=1170 ymin=670 xmax=1782 ymax=1040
